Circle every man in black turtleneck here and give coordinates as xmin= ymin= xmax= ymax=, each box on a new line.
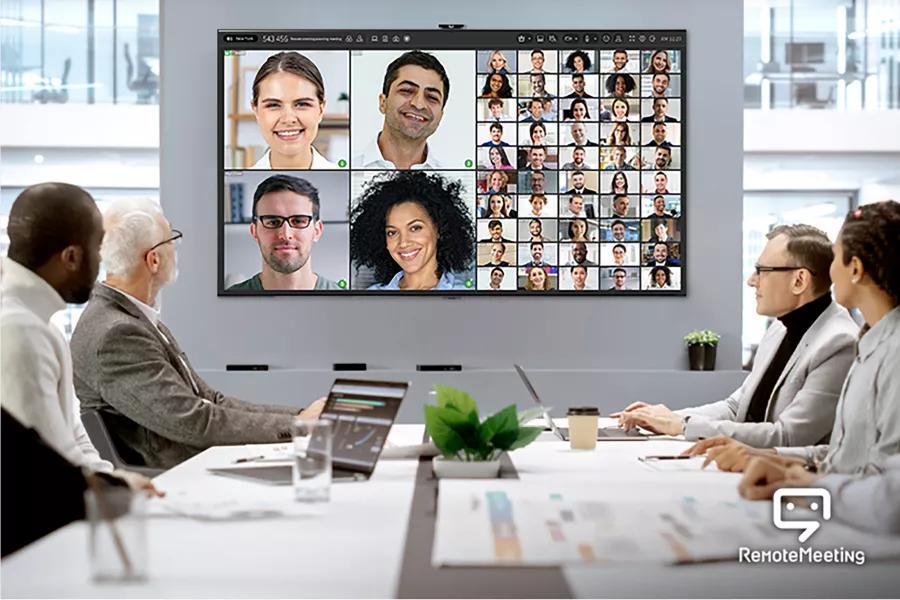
xmin=614 ymin=225 xmax=859 ymax=448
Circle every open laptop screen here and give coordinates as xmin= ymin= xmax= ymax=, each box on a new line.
xmin=316 ymin=379 xmax=408 ymax=472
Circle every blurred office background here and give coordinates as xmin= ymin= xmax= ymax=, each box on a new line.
xmin=2 ymin=0 xmax=899 ymax=360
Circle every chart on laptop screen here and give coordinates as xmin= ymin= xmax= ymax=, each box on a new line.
xmin=219 ymin=30 xmax=686 ymax=296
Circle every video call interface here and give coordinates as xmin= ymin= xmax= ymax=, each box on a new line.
xmin=219 ymin=30 xmax=686 ymax=295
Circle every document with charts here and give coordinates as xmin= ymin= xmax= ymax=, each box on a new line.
xmin=432 ymin=480 xmax=780 ymax=566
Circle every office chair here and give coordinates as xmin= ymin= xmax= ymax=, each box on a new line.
xmin=81 ymin=410 xmax=164 ymax=477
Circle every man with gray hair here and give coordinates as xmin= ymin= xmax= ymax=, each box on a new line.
xmin=615 ymin=224 xmax=859 ymax=448
xmin=70 ymin=198 xmax=324 ymax=470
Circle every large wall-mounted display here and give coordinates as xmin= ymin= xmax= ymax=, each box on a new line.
xmin=219 ymin=30 xmax=686 ymax=295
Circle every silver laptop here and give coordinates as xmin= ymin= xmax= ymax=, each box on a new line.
xmin=513 ymin=364 xmax=649 ymax=441
xmin=209 ymin=379 xmax=409 ymax=483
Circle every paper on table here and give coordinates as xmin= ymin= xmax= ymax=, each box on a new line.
xmin=432 ymin=480 xmax=777 ymax=566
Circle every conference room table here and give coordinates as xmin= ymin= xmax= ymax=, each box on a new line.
xmin=3 ymin=422 xmax=899 ymax=598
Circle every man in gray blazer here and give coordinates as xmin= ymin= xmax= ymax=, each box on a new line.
xmin=71 ymin=199 xmax=323 ymax=470
xmin=616 ymin=225 xmax=858 ymax=448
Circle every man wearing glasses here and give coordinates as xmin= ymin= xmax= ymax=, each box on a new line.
xmin=71 ymin=197 xmax=324 ymax=470
xmin=616 ymin=225 xmax=858 ymax=449
xmin=228 ymin=175 xmax=340 ymax=291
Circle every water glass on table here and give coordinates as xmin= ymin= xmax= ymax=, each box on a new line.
xmin=85 ymin=485 xmax=147 ymax=582
xmin=292 ymin=417 xmax=333 ymax=502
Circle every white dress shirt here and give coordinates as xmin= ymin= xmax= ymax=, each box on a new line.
xmin=353 ymin=132 xmax=442 ymax=169
xmin=1 ymin=258 xmax=113 ymax=472
xmin=250 ymin=145 xmax=338 ymax=169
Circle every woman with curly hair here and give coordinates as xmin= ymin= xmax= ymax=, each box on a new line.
xmin=564 ymin=50 xmax=592 ymax=73
xmin=604 ymin=73 xmax=636 ymax=97
xmin=480 ymin=72 xmax=513 ymax=98
xmin=350 ymin=171 xmax=475 ymax=290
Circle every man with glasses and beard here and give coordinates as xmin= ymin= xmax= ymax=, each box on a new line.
xmin=229 ymin=175 xmax=339 ymax=291
xmin=70 ymin=197 xmax=324 ymax=470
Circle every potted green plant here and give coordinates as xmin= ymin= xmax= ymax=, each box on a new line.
xmin=425 ymin=385 xmax=543 ymax=479
xmin=683 ymin=329 xmax=720 ymax=371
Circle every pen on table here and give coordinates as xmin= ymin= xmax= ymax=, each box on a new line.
xmin=233 ymin=455 xmax=265 ymax=464
xmin=641 ymin=455 xmax=693 ymax=461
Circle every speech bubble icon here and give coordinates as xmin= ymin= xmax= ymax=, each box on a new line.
xmin=773 ymin=487 xmax=831 ymax=543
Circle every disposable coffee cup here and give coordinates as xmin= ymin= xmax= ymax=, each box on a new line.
xmin=566 ymin=407 xmax=599 ymax=450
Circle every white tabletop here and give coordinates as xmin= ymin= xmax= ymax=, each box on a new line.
xmin=2 ymin=422 xmax=898 ymax=598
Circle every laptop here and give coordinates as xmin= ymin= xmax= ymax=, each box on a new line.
xmin=208 ymin=378 xmax=409 ymax=484
xmin=513 ymin=364 xmax=649 ymax=441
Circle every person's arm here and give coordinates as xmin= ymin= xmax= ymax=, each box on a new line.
xmin=2 ymin=408 xmax=89 ymax=557
xmin=818 ymin=455 xmax=900 ymax=535
xmin=681 ymin=338 xmax=854 ymax=447
xmin=850 ymin=358 xmax=900 ymax=472
xmin=95 ymin=322 xmax=293 ymax=447
xmin=1 ymin=321 xmax=112 ymax=472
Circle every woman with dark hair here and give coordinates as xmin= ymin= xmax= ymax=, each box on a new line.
xmin=610 ymin=171 xmax=629 ymax=195
xmin=566 ymin=98 xmax=590 ymax=121
xmin=610 ymin=97 xmax=630 ymax=122
xmin=564 ymin=50 xmax=592 ymax=73
xmin=566 ymin=218 xmax=589 ymax=242
xmin=604 ymin=73 xmax=636 ymax=97
xmin=529 ymin=121 xmax=547 ymax=145
xmin=647 ymin=265 xmax=672 ymax=289
xmin=350 ymin=171 xmax=475 ymax=290
xmin=487 ymin=146 xmax=513 ymax=170
xmin=484 ymin=194 xmax=507 ymax=218
xmin=250 ymin=51 xmax=337 ymax=169
xmin=480 ymin=72 xmax=513 ymax=98
xmin=645 ymin=50 xmax=672 ymax=74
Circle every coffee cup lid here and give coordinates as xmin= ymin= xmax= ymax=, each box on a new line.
xmin=567 ymin=406 xmax=599 ymax=416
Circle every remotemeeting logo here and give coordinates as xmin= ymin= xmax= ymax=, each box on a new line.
xmin=774 ymin=487 xmax=831 ymax=543
xmin=738 ymin=488 xmax=866 ymax=566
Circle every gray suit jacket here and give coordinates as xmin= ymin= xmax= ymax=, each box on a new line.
xmin=71 ymin=284 xmax=296 ymax=469
xmin=677 ymin=300 xmax=858 ymax=447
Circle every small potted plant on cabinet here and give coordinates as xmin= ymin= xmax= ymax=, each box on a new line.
xmin=683 ymin=329 xmax=720 ymax=371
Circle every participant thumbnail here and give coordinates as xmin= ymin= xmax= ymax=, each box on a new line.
xmin=601 ymin=266 xmax=640 ymax=291
xmin=641 ymin=194 xmax=681 ymax=218
xmin=642 ymin=265 xmax=682 ymax=290
xmin=560 ymin=121 xmax=600 ymax=146
xmin=559 ymin=73 xmax=599 ymax=98
xmin=599 ymin=49 xmax=640 ymax=73
xmin=560 ymin=265 xmax=599 ymax=291
xmin=223 ymin=170 xmax=350 ymax=291
xmin=477 ymin=50 xmax=518 ymax=74
xmin=641 ymin=218 xmax=682 ymax=243
xmin=599 ymin=219 xmax=640 ymax=242
xmin=477 ymin=218 xmax=517 ymax=242
xmin=223 ymin=50 xmax=350 ymax=170
xmin=559 ymin=241 xmax=598 ymax=266
xmin=519 ymin=49 xmax=559 ymax=73
xmin=477 ymin=265 xmax=516 ymax=291
xmin=519 ymin=266 xmax=557 ymax=291
xmin=642 ymin=49 xmax=682 ymax=73
xmin=518 ymin=241 xmax=559 ymax=269
xmin=599 ymin=242 xmax=640 ymax=266
xmin=641 ymin=145 xmax=681 ymax=170
xmin=641 ymin=170 xmax=681 ymax=195
xmin=559 ymin=218 xmax=599 ymax=242
xmin=350 ymin=50 xmax=475 ymax=170
xmin=518 ymin=217 xmax=557 ymax=242
xmin=349 ymin=170 xmax=476 ymax=290
xmin=600 ymin=194 xmax=638 ymax=218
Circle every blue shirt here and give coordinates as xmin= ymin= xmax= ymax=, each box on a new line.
xmin=368 ymin=271 xmax=469 ymax=291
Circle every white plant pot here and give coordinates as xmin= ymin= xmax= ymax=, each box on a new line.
xmin=432 ymin=456 xmax=501 ymax=479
